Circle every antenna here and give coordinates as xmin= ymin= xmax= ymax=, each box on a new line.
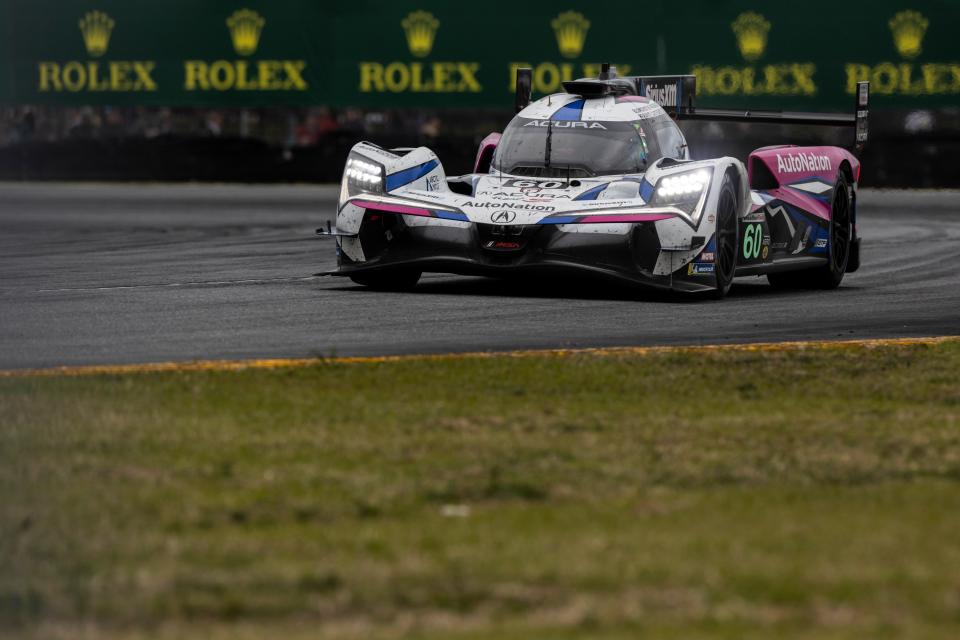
xmin=514 ymin=67 xmax=533 ymax=113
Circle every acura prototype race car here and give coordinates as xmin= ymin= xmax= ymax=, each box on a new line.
xmin=321 ymin=65 xmax=870 ymax=298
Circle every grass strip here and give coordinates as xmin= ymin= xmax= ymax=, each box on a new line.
xmin=1 ymin=340 xmax=959 ymax=639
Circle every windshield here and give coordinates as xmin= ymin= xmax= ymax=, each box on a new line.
xmin=493 ymin=117 xmax=668 ymax=178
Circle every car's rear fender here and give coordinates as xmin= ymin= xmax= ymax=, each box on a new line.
xmin=748 ymin=145 xmax=859 ymax=220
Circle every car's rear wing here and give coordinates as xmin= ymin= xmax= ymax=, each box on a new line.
xmin=634 ymin=74 xmax=870 ymax=155
xmin=514 ymin=66 xmax=869 ymax=155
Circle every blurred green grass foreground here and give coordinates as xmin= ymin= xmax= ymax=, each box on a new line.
xmin=2 ymin=340 xmax=959 ymax=639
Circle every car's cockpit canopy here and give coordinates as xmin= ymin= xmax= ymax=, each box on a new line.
xmin=494 ymin=85 xmax=689 ymax=179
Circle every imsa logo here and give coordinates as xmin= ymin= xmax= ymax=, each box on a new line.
xmin=184 ymin=9 xmax=308 ymax=91
xmin=38 ymin=11 xmax=157 ymax=93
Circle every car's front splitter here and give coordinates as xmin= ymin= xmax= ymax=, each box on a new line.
xmin=330 ymin=221 xmax=717 ymax=293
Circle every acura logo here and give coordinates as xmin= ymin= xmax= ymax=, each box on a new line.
xmin=491 ymin=210 xmax=516 ymax=223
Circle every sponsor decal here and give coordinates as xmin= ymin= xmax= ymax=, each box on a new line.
xmin=79 ymin=10 xmax=114 ymax=57
xmin=732 ymin=11 xmax=770 ymax=62
xmin=688 ymin=262 xmax=715 ymax=275
xmin=359 ymin=145 xmax=400 ymax=161
xmin=508 ymin=62 xmax=632 ymax=94
xmin=484 ymin=240 xmax=522 ymax=250
xmin=776 ymin=152 xmax=832 ymax=173
xmin=507 ymin=13 xmax=633 ymax=94
xmin=644 ymin=83 xmax=677 ymax=108
xmin=890 ymin=10 xmax=927 ymax=59
xmin=401 ymin=10 xmax=439 ymax=58
xmin=360 ymin=61 xmax=481 ymax=93
xmin=523 ymin=120 xmax=607 ymax=129
xmin=815 ymin=238 xmax=828 ymax=248
xmin=707 ymin=214 xmax=715 ymax=223
xmin=359 ymin=11 xmax=482 ymax=93
xmin=699 ymin=252 xmax=715 ymax=262
xmin=490 ymin=210 xmax=517 ymax=223
xmin=692 ymin=12 xmax=817 ymax=97
xmin=472 ymin=202 xmax=556 ymax=212
xmin=485 ymin=188 xmax=573 ymax=202
xmin=761 ymin=245 xmax=769 ymax=260
xmin=227 ymin=9 xmax=265 ymax=56
xmin=425 ymin=175 xmax=441 ymax=191
xmin=845 ymin=10 xmax=958 ymax=96
xmin=579 ymin=199 xmax=632 ymax=208
xmin=551 ymin=11 xmax=590 ymax=59
xmin=38 ymin=11 xmax=158 ymax=93
xmin=182 ymin=10 xmax=308 ymax=92
xmin=630 ymin=104 xmax=661 ymax=120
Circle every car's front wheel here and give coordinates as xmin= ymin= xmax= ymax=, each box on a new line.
xmin=712 ymin=172 xmax=739 ymax=299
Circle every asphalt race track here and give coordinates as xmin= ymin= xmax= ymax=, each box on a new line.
xmin=1 ymin=183 xmax=958 ymax=370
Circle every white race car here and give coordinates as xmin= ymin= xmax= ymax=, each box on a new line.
xmin=322 ymin=66 xmax=869 ymax=298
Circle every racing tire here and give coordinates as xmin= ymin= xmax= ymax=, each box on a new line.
xmin=712 ymin=172 xmax=739 ymax=299
xmin=348 ymin=269 xmax=422 ymax=291
xmin=767 ymin=172 xmax=851 ymax=290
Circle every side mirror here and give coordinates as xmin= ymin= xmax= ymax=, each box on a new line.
xmin=474 ymin=132 xmax=501 ymax=173
xmin=515 ymin=67 xmax=532 ymax=113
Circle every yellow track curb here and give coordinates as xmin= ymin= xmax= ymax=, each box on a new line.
xmin=1 ymin=336 xmax=957 ymax=379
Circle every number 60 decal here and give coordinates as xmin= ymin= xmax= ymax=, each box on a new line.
xmin=742 ymin=223 xmax=763 ymax=260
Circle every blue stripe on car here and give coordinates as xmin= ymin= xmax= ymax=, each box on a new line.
xmin=433 ymin=210 xmax=469 ymax=221
xmin=537 ymin=215 xmax=580 ymax=225
xmin=385 ymin=159 xmax=439 ymax=191
xmin=552 ymin=99 xmax=585 ymax=121
xmin=573 ymin=183 xmax=608 ymax=201
xmin=639 ymin=179 xmax=655 ymax=202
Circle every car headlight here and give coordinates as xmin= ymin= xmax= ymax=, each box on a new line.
xmin=341 ymin=155 xmax=385 ymax=199
xmin=652 ymin=168 xmax=712 ymax=220
xmin=654 ymin=169 xmax=711 ymax=202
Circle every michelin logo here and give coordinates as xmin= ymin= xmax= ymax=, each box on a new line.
xmin=776 ymin=152 xmax=832 ymax=173
xmin=687 ymin=262 xmax=715 ymax=275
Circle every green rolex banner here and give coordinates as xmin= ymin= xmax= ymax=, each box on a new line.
xmin=2 ymin=0 xmax=958 ymax=110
